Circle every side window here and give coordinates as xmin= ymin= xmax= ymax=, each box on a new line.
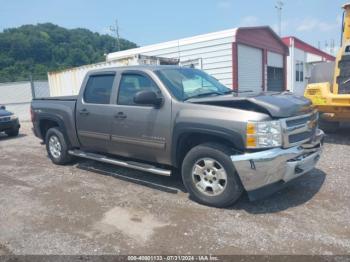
xmin=118 ymin=73 xmax=159 ymax=105
xmin=295 ymin=61 xmax=304 ymax=82
xmin=296 ymin=62 xmax=300 ymax=82
xmin=84 ymin=74 xmax=115 ymax=104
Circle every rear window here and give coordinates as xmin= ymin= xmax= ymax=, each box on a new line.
xmin=84 ymin=75 xmax=115 ymax=104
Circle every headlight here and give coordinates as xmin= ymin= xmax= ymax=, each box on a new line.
xmin=10 ymin=114 xmax=18 ymax=120
xmin=246 ymin=120 xmax=282 ymax=149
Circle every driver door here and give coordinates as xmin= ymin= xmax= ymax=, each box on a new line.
xmin=108 ymin=70 xmax=172 ymax=165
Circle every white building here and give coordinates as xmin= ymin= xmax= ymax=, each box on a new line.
xmin=107 ymin=27 xmax=289 ymax=93
xmin=48 ymin=26 xmax=289 ymax=96
xmin=282 ymin=36 xmax=335 ymax=96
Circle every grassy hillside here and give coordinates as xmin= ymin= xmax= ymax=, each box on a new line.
xmin=0 ymin=23 xmax=137 ymax=82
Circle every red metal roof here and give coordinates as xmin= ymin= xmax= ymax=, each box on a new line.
xmin=237 ymin=26 xmax=289 ymax=55
xmin=282 ymin=36 xmax=335 ymax=61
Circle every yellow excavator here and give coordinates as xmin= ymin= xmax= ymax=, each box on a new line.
xmin=304 ymin=3 xmax=350 ymax=133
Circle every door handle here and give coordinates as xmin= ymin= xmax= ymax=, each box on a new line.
xmin=79 ymin=109 xmax=90 ymax=116
xmin=114 ymin=112 xmax=127 ymax=119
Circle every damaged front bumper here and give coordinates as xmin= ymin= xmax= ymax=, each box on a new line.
xmin=231 ymin=129 xmax=324 ymax=200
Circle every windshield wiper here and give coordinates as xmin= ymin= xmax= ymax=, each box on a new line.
xmin=224 ymin=89 xmax=254 ymax=94
xmin=185 ymin=91 xmax=223 ymax=100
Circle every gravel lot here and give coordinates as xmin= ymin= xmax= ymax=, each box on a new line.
xmin=0 ymin=122 xmax=349 ymax=255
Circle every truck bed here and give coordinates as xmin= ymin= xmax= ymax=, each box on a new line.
xmin=31 ymin=96 xmax=79 ymax=147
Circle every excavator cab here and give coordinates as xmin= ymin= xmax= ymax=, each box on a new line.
xmin=304 ymin=3 xmax=350 ymax=132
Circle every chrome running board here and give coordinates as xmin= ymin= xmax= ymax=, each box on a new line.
xmin=68 ymin=150 xmax=171 ymax=176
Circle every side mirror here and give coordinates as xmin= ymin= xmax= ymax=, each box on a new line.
xmin=0 ymin=105 xmax=5 ymax=110
xmin=134 ymin=90 xmax=163 ymax=107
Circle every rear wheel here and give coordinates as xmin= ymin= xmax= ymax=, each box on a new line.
xmin=45 ymin=127 xmax=73 ymax=165
xmin=181 ymin=143 xmax=243 ymax=208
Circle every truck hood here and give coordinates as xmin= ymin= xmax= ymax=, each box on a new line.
xmin=187 ymin=92 xmax=313 ymax=118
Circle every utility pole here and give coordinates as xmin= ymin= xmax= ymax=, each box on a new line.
xmin=110 ymin=19 xmax=121 ymax=51
xmin=275 ymin=1 xmax=284 ymax=36
xmin=330 ymin=39 xmax=335 ymax=55
xmin=29 ymin=73 xmax=35 ymax=99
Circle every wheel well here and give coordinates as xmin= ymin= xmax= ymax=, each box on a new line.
xmin=176 ymin=133 xmax=237 ymax=168
xmin=39 ymin=119 xmax=59 ymax=140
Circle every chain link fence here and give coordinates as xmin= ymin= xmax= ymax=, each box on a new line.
xmin=0 ymin=79 xmax=49 ymax=121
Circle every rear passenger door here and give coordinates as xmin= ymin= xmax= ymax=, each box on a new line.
xmin=76 ymin=72 xmax=116 ymax=152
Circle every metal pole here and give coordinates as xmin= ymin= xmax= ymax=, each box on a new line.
xmin=29 ymin=74 xmax=35 ymax=99
xmin=275 ymin=1 xmax=284 ymax=36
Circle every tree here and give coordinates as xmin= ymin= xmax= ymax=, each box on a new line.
xmin=0 ymin=23 xmax=137 ymax=82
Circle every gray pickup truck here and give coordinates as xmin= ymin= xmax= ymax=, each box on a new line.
xmin=31 ymin=66 xmax=324 ymax=207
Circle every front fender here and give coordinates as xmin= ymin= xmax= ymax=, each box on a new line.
xmin=171 ymin=122 xmax=245 ymax=167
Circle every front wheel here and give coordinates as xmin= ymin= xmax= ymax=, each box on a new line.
xmin=319 ymin=117 xmax=340 ymax=134
xmin=45 ymin=127 xmax=73 ymax=165
xmin=181 ymin=143 xmax=243 ymax=208
xmin=5 ymin=128 xmax=19 ymax=137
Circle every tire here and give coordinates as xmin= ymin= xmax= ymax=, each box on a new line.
xmin=181 ymin=143 xmax=243 ymax=208
xmin=5 ymin=128 xmax=19 ymax=137
xmin=45 ymin=127 xmax=73 ymax=165
xmin=319 ymin=117 xmax=340 ymax=134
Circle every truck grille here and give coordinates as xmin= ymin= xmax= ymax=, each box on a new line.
xmin=0 ymin=116 xmax=11 ymax=122
xmin=281 ymin=111 xmax=318 ymax=148
xmin=288 ymin=131 xmax=313 ymax=144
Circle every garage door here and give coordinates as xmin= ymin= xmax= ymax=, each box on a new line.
xmin=267 ymin=51 xmax=284 ymax=91
xmin=238 ymin=44 xmax=263 ymax=92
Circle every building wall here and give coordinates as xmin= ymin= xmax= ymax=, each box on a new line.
xmin=48 ymin=57 xmax=163 ymax=96
xmin=283 ymin=36 xmax=335 ymax=96
xmin=49 ymin=34 xmax=235 ymax=95
xmin=287 ymin=46 xmax=330 ymax=96
xmin=0 ymin=81 xmax=49 ymax=121
xmin=294 ymin=48 xmax=307 ymax=96
xmin=139 ymin=36 xmax=234 ymax=88
xmin=106 ymin=27 xmax=288 ymax=92
xmin=105 ymin=28 xmax=238 ymax=89
xmin=307 ymin=53 xmax=323 ymax=63
xmin=50 ymin=27 xmax=288 ymax=96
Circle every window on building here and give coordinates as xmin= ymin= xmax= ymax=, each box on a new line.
xmin=117 ymin=73 xmax=160 ymax=105
xmin=84 ymin=74 xmax=115 ymax=104
xmin=296 ymin=63 xmax=299 ymax=82
xmin=296 ymin=61 xmax=304 ymax=82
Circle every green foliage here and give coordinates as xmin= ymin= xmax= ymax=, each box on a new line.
xmin=0 ymin=23 xmax=137 ymax=82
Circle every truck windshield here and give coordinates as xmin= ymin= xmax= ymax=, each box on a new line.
xmin=155 ymin=68 xmax=231 ymax=101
